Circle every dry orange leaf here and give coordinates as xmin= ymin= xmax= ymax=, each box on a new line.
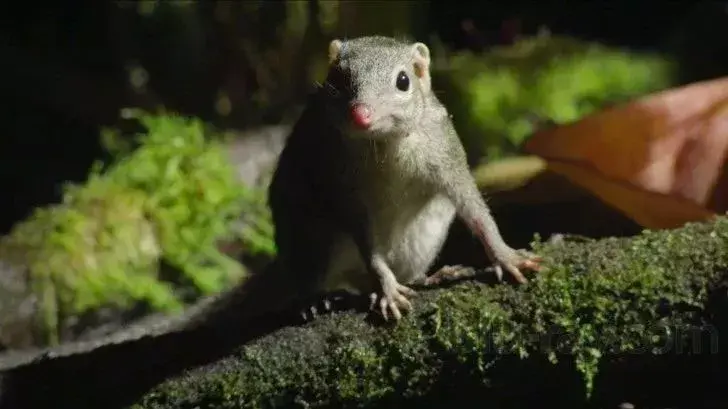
xmin=524 ymin=76 xmax=728 ymax=229
xmin=543 ymin=162 xmax=715 ymax=230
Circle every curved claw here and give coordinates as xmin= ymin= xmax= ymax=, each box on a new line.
xmin=380 ymin=297 xmax=400 ymax=321
xmin=492 ymin=247 xmax=543 ymax=284
xmin=493 ymin=264 xmax=504 ymax=282
xmin=369 ymin=283 xmax=415 ymax=321
xmin=299 ymin=296 xmax=338 ymax=322
xmin=397 ymin=284 xmax=417 ymax=297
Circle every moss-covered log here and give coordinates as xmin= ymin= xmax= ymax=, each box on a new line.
xmin=2 ymin=218 xmax=728 ymax=409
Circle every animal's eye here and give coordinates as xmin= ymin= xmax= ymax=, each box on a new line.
xmin=395 ymin=71 xmax=410 ymax=91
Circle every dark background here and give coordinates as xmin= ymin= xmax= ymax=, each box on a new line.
xmin=0 ymin=1 xmax=723 ymax=234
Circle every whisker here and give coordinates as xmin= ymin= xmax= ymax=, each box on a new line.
xmin=322 ymin=81 xmax=342 ymax=98
xmin=371 ymin=139 xmax=379 ymax=165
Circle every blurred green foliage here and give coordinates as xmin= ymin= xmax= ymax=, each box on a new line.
xmin=433 ymin=35 xmax=677 ymax=163
xmin=0 ymin=180 xmax=167 ymax=345
xmin=0 ymin=110 xmax=275 ymax=345
xmin=101 ymin=109 xmax=273 ymax=293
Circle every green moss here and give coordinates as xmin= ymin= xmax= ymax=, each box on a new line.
xmin=433 ymin=35 xmax=677 ymax=162
xmin=0 ymin=110 xmax=276 ymax=345
xmin=0 ymin=179 xmax=170 ymax=345
xmin=101 ymin=110 xmax=267 ymax=293
xmin=133 ymin=218 xmax=727 ymax=408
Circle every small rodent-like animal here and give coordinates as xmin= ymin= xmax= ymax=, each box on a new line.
xmin=220 ymin=36 xmax=542 ymax=325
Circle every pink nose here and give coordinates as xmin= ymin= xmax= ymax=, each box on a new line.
xmin=350 ymin=103 xmax=372 ymax=129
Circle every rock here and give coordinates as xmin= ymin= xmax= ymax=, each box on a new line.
xmin=0 ymin=261 xmax=36 ymax=350
xmin=225 ymin=123 xmax=291 ymax=189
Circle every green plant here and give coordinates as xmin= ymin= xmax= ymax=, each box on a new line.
xmin=101 ymin=109 xmax=256 ymax=295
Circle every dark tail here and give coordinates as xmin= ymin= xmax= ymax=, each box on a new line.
xmin=182 ymin=258 xmax=305 ymax=332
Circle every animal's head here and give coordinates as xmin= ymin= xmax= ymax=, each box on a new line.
xmin=322 ymin=36 xmax=432 ymax=140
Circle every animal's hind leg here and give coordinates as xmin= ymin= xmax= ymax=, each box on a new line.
xmin=424 ymin=265 xmax=478 ymax=286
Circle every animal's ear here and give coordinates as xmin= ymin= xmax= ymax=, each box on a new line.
xmin=328 ymin=39 xmax=343 ymax=65
xmin=412 ymin=42 xmax=431 ymax=67
xmin=412 ymin=42 xmax=431 ymax=91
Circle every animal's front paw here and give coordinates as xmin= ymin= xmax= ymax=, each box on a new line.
xmin=368 ymin=280 xmax=416 ymax=321
xmin=491 ymin=247 xmax=542 ymax=284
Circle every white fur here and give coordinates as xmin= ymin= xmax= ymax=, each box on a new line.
xmin=385 ymin=194 xmax=456 ymax=283
xmin=323 ymin=131 xmax=456 ymax=293
xmin=322 ymin=195 xmax=455 ymax=294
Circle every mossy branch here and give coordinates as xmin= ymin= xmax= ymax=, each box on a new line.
xmin=2 ymin=217 xmax=727 ymax=409
xmin=131 ymin=218 xmax=727 ymax=408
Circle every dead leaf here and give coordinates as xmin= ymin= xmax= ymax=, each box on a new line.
xmin=524 ymin=76 xmax=728 ymax=229
xmin=543 ymin=162 xmax=715 ymax=229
